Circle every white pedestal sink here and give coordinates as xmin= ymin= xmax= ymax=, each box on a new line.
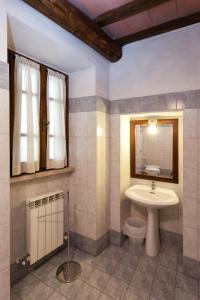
xmin=125 ymin=184 xmax=179 ymax=257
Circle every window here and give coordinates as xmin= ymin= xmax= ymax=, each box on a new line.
xmin=9 ymin=51 xmax=68 ymax=176
xmin=47 ymin=69 xmax=67 ymax=169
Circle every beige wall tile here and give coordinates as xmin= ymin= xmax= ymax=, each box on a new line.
xmin=0 ymin=134 xmax=9 ymax=179
xmin=197 ymin=202 xmax=200 ymax=229
xmin=87 ymin=137 xmax=97 ymax=162
xmin=69 ymin=112 xmax=87 ymax=137
xmin=110 ymin=161 xmax=120 ymax=184
xmin=184 ymin=139 xmax=197 ymax=169
xmin=110 ymin=138 xmax=120 ymax=162
xmin=68 ymin=136 xmax=77 ymax=164
xmin=0 ymin=268 xmax=10 ymax=300
xmin=183 ymin=168 xmax=198 ymax=199
xmin=87 ymin=112 xmax=97 ymax=137
xmin=183 ymin=109 xmax=198 ymax=139
xmin=87 ymin=162 xmax=97 ymax=188
xmin=74 ymin=185 xmax=87 ymax=212
xmin=110 ymin=183 xmax=120 ymax=209
xmin=87 ymin=187 xmax=96 ymax=214
xmin=69 ymin=136 xmax=88 ymax=163
xmin=0 ymin=178 xmax=9 ymax=226
xmin=197 ymin=229 xmax=200 ymax=261
xmin=0 ymin=223 xmax=9 ymax=271
xmin=87 ymin=212 xmax=96 ymax=240
xmin=76 ymin=137 xmax=88 ymax=162
xmin=110 ymin=114 xmax=120 ymax=138
xmin=74 ymin=162 xmax=87 ymax=185
xmin=69 ymin=113 xmax=77 ymax=137
xmin=110 ymin=207 xmax=121 ymax=232
xmin=75 ymin=209 xmax=87 ymax=236
xmin=183 ymin=197 xmax=198 ymax=229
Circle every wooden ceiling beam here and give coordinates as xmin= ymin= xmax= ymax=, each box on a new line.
xmin=116 ymin=12 xmax=200 ymax=45
xmin=22 ymin=0 xmax=122 ymax=62
xmin=95 ymin=0 xmax=170 ymax=27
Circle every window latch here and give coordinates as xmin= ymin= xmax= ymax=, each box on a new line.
xmin=44 ymin=121 xmax=50 ymax=127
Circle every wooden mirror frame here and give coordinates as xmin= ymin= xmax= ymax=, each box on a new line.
xmin=130 ymin=119 xmax=178 ymax=183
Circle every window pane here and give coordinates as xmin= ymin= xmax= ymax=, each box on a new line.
xmin=22 ymin=68 xmax=27 ymax=92
xmin=20 ymin=136 xmax=27 ymax=162
xmin=34 ymin=136 xmax=39 ymax=162
xmin=49 ymin=100 xmax=55 ymax=135
xmin=31 ymin=68 xmax=38 ymax=94
xmin=32 ymin=95 xmax=39 ymax=135
xmin=49 ymin=136 xmax=54 ymax=159
xmin=21 ymin=93 xmax=27 ymax=134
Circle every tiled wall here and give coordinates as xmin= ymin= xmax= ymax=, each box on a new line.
xmin=110 ymin=114 xmax=121 ymax=234
xmin=110 ymin=114 xmax=133 ymax=243
xmin=69 ymin=110 xmax=97 ymax=240
xmin=69 ymin=97 xmax=110 ymax=243
xmin=0 ymin=61 xmax=10 ymax=299
xmin=183 ymin=109 xmax=200 ymax=261
xmin=96 ymin=111 xmax=110 ymax=239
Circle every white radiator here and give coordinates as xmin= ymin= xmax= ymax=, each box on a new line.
xmin=26 ymin=191 xmax=64 ymax=265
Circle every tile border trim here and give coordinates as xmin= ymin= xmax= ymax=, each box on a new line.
xmin=69 ymin=96 xmax=110 ymax=114
xmin=110 ymin=229 xmax=183 ymax=248
xmin=183 ymin=256 xmax=200 ymax=279
xmin=70 ymin=230 xmax=110 ymax=256
xmin=69 ymin=89 xmax=200 ymax=114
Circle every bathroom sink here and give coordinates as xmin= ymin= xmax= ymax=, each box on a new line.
xmin=125 ymin=184 xmax=179 ymax=209
xmin=125 ymin=184 xmax=179 ymax=257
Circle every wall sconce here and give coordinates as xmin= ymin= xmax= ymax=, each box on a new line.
xmin=147 ymin=119 xmax=158 ymax=135
xmin=97 ymin=126 xmax=102 ymax=137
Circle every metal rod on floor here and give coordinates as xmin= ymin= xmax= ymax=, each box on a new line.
xmin=56 ymin=191 xmax=81 ymax=283
xmin=67 ymin=192 xmax=70 ymax=260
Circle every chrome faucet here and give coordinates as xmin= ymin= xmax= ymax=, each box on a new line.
xmin=151 ymin=181 xmax=156 ymax=194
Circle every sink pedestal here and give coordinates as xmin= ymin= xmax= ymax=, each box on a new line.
xmin=145 ymin=208 xmax=160 ymax=257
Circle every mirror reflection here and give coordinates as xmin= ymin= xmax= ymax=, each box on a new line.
xmin=135 ymin=122 xmax=173 ymax=179
xmin=130 ymin=118 xmax=178 ymax=183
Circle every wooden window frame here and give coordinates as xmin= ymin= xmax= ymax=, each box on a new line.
xmin=130 ymin=119 xmax=178 ymax=184
xmin=8 ymin=49 xmax=69 ymax=177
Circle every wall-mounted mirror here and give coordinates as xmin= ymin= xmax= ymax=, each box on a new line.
xmin=130 ymin=119 xmax=178 ymax=183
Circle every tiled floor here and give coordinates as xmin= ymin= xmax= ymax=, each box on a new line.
xmin=11 ymin=241 xmax=200 ymax=300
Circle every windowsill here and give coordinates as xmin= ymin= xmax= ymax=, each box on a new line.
xmin=10 ymin=166 xmax=75 ymax=184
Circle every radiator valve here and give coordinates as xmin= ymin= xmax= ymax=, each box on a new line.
xmin=16 ymin=255 xmax=30 ymax=266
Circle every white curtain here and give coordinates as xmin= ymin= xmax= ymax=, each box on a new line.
xmin=12 ymin=55 xmax=40 ymax=176
xmin=47 ymin=69 xmax=67 ymax=169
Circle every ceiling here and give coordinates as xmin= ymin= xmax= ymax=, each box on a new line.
xmin=23 ymin=0 xmax=200 ymax=62
xmin=69 ymin=0 xmax=200 ymax=40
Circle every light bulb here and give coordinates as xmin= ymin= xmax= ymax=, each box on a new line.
xmin=147 ymin=119 xmax=158 ymax=135
xmin=97 ymin=126 xmax=102 ymax=136
xmin=147 ymin=124 xmax=157 ymax=135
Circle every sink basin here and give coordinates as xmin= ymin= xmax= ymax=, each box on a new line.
xmin=125 ymin=184 xmax=179 ymax=257
xmin=125 ymin=184 xmax=179 ymax=209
